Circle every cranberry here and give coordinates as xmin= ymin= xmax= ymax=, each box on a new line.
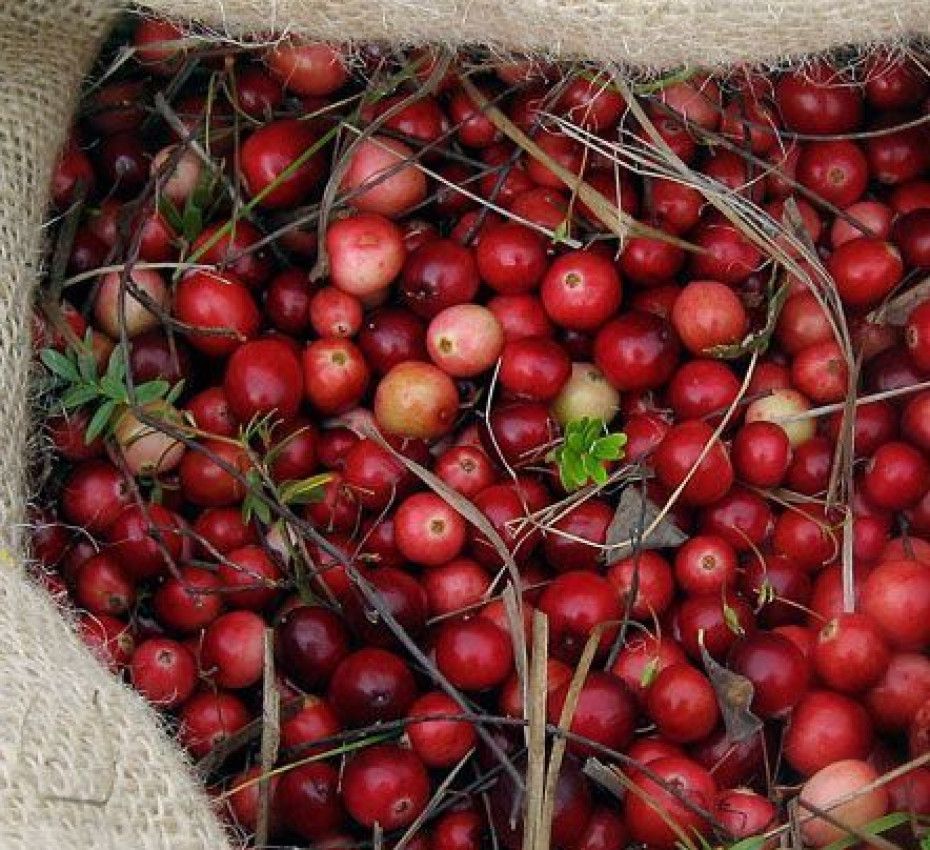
xmin=276 ymin=605 xmax=349 ymax=690
xmin=610 ymin=634 xmax=687 ymax=704
xmin=646 ymin=664 xmax=719 ymax=743
xmin=178 ymin=691 xmax=250 ymax=758
xmin=275 ymin=761 xmax=344 ymax=840
xmin=675 ymin=592 xmax=755 ymax=662
xmin=861 ymin=559 xmax=930 ymax=651
xmin=406 ymin=690 xmax=477 ymax=767
xmin=130 ymin=637 xmax=197 ymax=708
xmin=594 ymin=311 xmax=679 ymax=391
xmin=240 ymin=119 xmax=325 ymax=209
xmin=435 ymin=616 xmax=513 ymax=691
xmin=153 ymin=566 xmax=224 ymax=633
xmin=342 ymin=744 xmax=430 ymax=830
xmin=541 ymin=251 xmax=622 ymax=331
xmin=775 ymin=62 xmax=863 ymax=135
xmin=174 ymin=270 xmax=260 ymax=357
xmin=328 ymin=648 xmax=417 ymax=724
xmin=784 ymin=689 xmax=874 ymax=776
xmin=866 ymin=653 xmax=930 ymax=731
xmin=827 ymin=237 xmax=904 ymax=311
xmin=538 ymin=571 xmax=621 ymax=661
xmin=624 ymin=756 xmax=717 ymax=850
xmin=654 ymin=420 xmax=734 ymax=507
xmin=606 ymin=551 xmax=676 ymax=619
xmin=729 ymin=631 xmax=810 ymax=718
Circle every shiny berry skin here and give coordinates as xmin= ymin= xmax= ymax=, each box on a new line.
xmin=542 ymin=498 xmax=613 ymax=573
xmin=541 ymin=251 xmax=622 ymax=331
xmin=609 ymin=634 xmax=688 ymax=704
xmin=106 ymin=503 xmax=183 ymax=581
xmin=741 ymin=553 xmax=812 ymax=628
xmin=646 ymin=664 xmax=719 ymax=743
xmin=476 ymin=223 xmax=548 ymax=294
xmin=401 ymin=239 xmax=480 ymax=320
xmin=784 ymin=690 xmax=874 ymax=776
xmin=342 ymin=744 xmax=430 ymax=830
xmin=671 ymin=279 xmax=748 ymax=355
xmin=732 ymin=421 xmax=791 ymax=488
xmin=201 ymin=610 xmax=264 ymax=689
xmin=827 ymin=238 xmax=904 ymax=310
xmin=865 ymin=652 xmax=930 ymax=732
xmin=435 ymin=617 xmax=513 ymax=691
xmin=861 ymin=559 xmax=930 ymax=651
xmin=178 ymin=440 xmax=251 ymax=507
xmin=406 ymin=691 xmax=476 ymax=767
xmin=775 ymin=62 xmax=863 ymax=135
xmin=266 ymin=269 xmax=312 ymax=335
xmin=906 ymin=299 xmax=930 ymax=371
xmin=666 ymin=359 xmax=740 ymax=422
xmin=174 ymin=270 xmax=260 ymax=357
xmin=275 ymin=605 xmax=350 ymax=690
xmin=606 ymin=551 xmax=676 ymax=619
xmin=327 ymin=648 xmax=417 ymax=725
xmin=374 ymin=360 xmax=460 ymax=440
xmin=434 ymin=444 xmax=497 ymax=499
xmin=675 ymin=592 xmax=755 ymax=662
xmin=77 ymin=612 xmax=134 ymax=673
xmin=673 ymin=534 xmax=737 ymax=595
xmin=178 ymin=691 xmax=250 ymax=759
xmin=654 ymin=420 xmax=734 ymax=507
xmin=394 ymin=491 xmax=467 ymax=567
xmin=223 ymin=338 xmax=304 ymax=424
xmin=862 ymin=441 xmax=929 ymax=510
xmin=538 ymin=571 xmax=621 ymax=661
xmin=74 ymin=552 xmax=135 ymax=617
xmin=594 ymin=311 xmax=679 ymax=391
xmin=772 ymin=504 xmax=838 ymax=572
xmin=499 ymin=336 xmax=571 ymax=401
xmin=791 ymin=340 xmax=849 ymax=404
xmin=715 ymin=789 xmax=777 ymax=841
xmin=547 ymin=671 xmax=637 ymax=755
xmin=130 ymin=638 xmax=197 ymax=708
xmin=240 ymin=118 xmax=325 ymax=208
xmin=303 ymin=338 xmax=371 ymax=416
xmin=729 ymin=631 xmax=810 ymax=717
xmin=152 ymin=566 xmax=224 ymax=633
xmin=343 ymin=568 xmax=427 ymax=647
xmin=624 ymin=756 xmax=717 ymax=850
xmin=797 ymin=140 xmax=868 ymax=208
xmin=814 ymin=612 xmax=891 ymax=694
xmin=216 ymin=545 xmax=282 ymax=611
xmin=274 ymin=761 xmax=345 ymax=841
xmin=61 ymin=460 xmax=131 ymax=535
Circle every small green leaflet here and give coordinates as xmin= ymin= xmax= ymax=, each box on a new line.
xmin=819 ymin=812 xmax=910 ymax=850
xmin=548 ymin=417 xmax=627 ymax=492
xmin=279 ymin=473 xmax=333 ymax=506
xmin=40 ymin=343 xmax=180 ymax=444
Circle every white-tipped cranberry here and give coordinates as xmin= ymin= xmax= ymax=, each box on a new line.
xmin=327 ymin=213 xmax=406 ymax=297
xmin=151 ymin=144 xmax=203 ymax=208
xmin=427 ymin=304 xmax=504 ymax=378
xmin=550 ymin=362 xmax=620 ymax=426
xmin=113 ymin=402 xmax=185 ymax=476
xmin=94 ymin=268 xmax=169 ymax=339
xmin=745 ymin=387 xmax=816 ymax=448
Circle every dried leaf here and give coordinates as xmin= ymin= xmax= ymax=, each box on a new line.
xmin=698 ymin=642 xmax=763 ymax=743
xmin=880 ymin=277 xmax=930 ymax=325
xmin=605 ymin=486 xmax=687 ymax=562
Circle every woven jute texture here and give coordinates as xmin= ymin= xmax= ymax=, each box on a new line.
xmin=143 ymin=0 xmax=930 ymax=68
xmin=2 ymin=1 xmax=930 ymax=848
xmin=0 ymin=2 xmax=233 ymax=849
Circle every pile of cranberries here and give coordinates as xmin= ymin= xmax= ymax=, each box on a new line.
xmin=30 ymin=16 xmax=930 ymax=849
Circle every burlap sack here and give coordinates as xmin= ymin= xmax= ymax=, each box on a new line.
xmin=2 ymin=1 xmax=930 ymax=848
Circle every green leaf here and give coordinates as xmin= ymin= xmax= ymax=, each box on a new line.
xmin=105 ymin=347 xmax=127 ymax=383
xmin=723 ymin=603 xmax=746 ymax=636
xmin=820 ymin=812 xmax=910 ymax=850
xmin=639 ymin=656 xmax=660 ymax=688
xmin=77 ymin=352 xmax=98 ymax=383
xmin=158 ymin=195 xmax=184 ymax=233
xmin=40 ymin=348 xmax=79 ymax=381
xmin=726 ymin=837 xmax=766 ymax=850
xmin=99 ymin=375 xmax=128 ymax=400
xmin=166 ymin=379 xmax=186 ymax=405
xmin=551 ymin=219 xmax=571 ymax=244
xmin=280 ymin=473 xmax=333 ymax=506
xmin=61 ymin=383 xmax=100 ymax=410
xmin=921 ymin=831 xmax=930 ymax=850
xmin=134 ymin=380 xmax=171 ymax=405
xmin=85 ymin=399 xmax=116 ymax=443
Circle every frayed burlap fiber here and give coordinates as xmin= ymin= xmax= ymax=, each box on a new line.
xmin=145 ymin=0 xmax=930 ymax=69
xmin=0 ymin=2 xmax=234 ymax=849
xmin=2 ymin=1 xmax=930 ymax=848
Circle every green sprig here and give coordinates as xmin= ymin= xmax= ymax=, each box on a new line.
xmin=40 ymin=340 xmax=181 ymax=443
xmin=548 ymin=416 xmax=627 ymax=492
